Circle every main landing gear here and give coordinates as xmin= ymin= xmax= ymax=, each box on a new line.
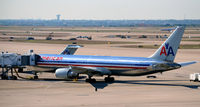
xmin=85 ymin=75 xmax=115 ymax=83
xmin=85 ymin=76 xmax=96 ymax=83
xmin=104 ymin=76 xmax=115 ymax=83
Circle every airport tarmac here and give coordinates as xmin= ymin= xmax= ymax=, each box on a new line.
xmin=0 ymin=41 xmax=200 ymax=107
xmin=0 ymin=26 xmax=200 ymax=107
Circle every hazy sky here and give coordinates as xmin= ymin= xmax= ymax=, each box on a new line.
xmin=0 ymin=0 xmax=200 ymax=20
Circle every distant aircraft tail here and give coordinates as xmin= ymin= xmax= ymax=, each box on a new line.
xmin=149 ymin=26 xmax=185 ymax=62
xmin=61 ymin=45 xmax=82 ymax=55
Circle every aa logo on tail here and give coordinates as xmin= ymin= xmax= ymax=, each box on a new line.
xmin=160 ymin=43 xmax=174 ymax=56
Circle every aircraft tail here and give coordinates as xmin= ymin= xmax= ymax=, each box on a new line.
xmin=61 ymin=45 xmax=82 ymax=55
xmin=149 ymin=26 xmax=185 ymax=62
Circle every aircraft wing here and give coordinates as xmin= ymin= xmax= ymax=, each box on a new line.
xmin=71 ymin=66 xmax=111 ymax=76
xmin=178 ymin=61 xmax=197 ymax=67
xmin=61 ymin=45 xmax=83 ymax=55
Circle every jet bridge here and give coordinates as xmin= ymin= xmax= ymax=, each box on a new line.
xmin=0 ymin=51 xmax=39 ymax=80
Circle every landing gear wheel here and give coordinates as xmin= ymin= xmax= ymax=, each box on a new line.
xmin=104 ymin=77 xmax=115 ymax=83
xmin=11 ymin=75 xmax=17 ymax=80
xmin=34 ymin=76 xmax=38 ymax=79
xmin=18 ymin=68 xmax=23 ymax=73
xmin=85 ymin=79 xmax=90 ymax=82
xmin=85 ymin=78 xmax=96 ymax=83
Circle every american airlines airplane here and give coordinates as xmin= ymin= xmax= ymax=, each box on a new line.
xmin=31 ymin=26 xmax=196 ymax=82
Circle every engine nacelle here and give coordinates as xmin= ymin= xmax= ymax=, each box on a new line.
xmin=55 ymin=68 xmax=78 ymax=79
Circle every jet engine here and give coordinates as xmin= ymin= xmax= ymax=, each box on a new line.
xmin=55 ymin=68 xmax=78 ymax=79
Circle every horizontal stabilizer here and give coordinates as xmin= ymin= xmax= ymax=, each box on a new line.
xmin=178 ymin=61 xmax=197 ymax=67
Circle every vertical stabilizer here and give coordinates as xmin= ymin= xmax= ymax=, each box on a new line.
xmin=61 ymin=45 xmax=82 ymax=55
xmin=149 ymin=26 xmax=185 ymax=62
